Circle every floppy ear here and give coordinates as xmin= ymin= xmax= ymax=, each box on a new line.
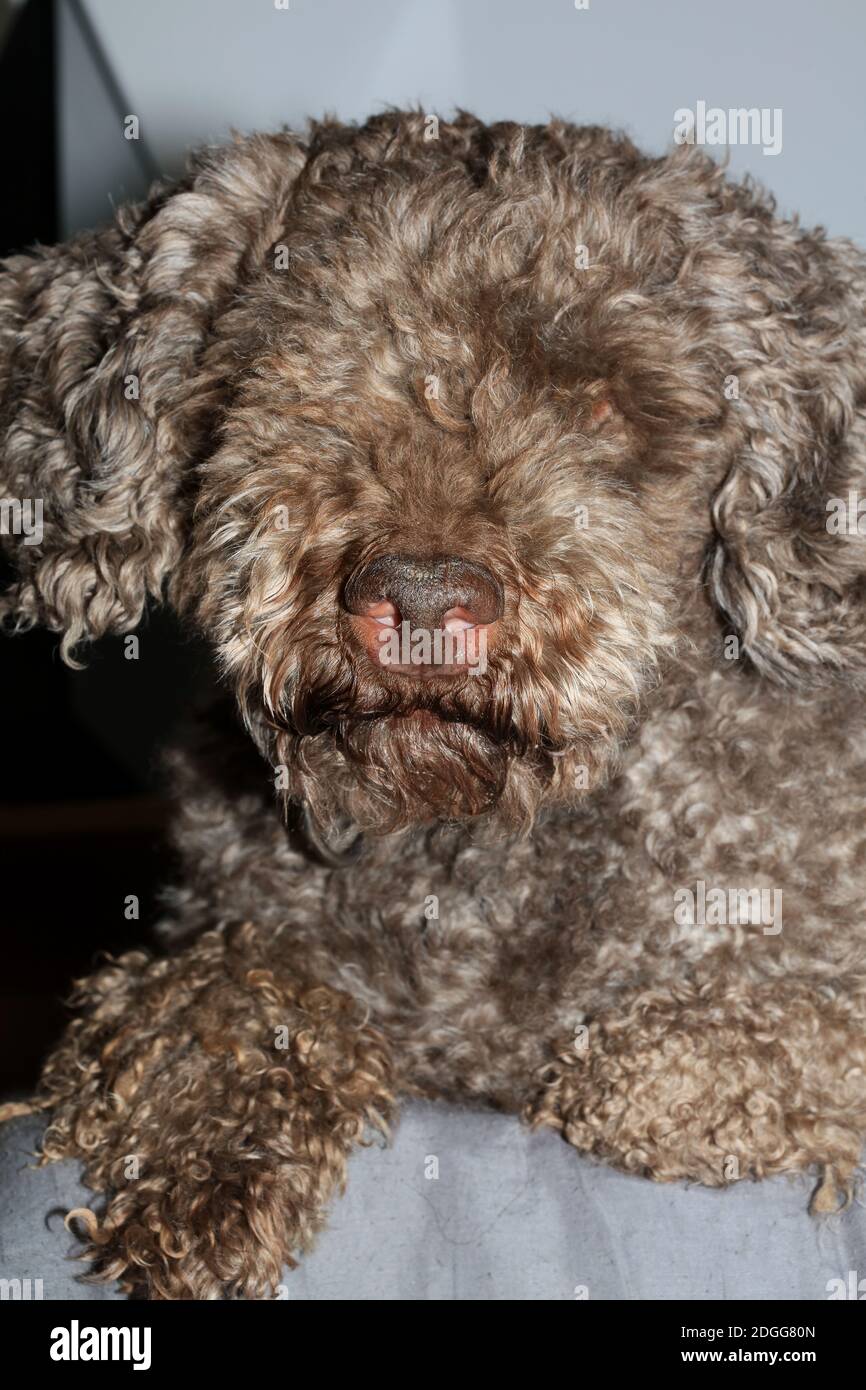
xmin=0 ymin=132 xmax=304 ymax=662
xmin=708 ymin=217 xmax=866 ymax=686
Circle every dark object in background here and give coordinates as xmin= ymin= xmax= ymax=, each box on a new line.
xmin=0 ymin=1 xmax=206 ymax=1092
xmin=0 ymin=0 xmax=57 ymax=253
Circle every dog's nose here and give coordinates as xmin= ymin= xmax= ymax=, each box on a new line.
xmin=343 ymin=553 xmax=502 ymax=674
xmin=344 ymin=553 xmax=503 ymax=631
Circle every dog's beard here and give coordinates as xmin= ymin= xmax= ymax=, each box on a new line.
xmin=314 ymin=715 xmax=514 ymax=825
xmin=262 ymin=663 xmax=565 ymax=838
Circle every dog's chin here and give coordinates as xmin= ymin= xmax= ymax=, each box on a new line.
xmin=280 ymin=708 xmax=553 ymax=838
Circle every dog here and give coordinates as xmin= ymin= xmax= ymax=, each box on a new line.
xmin=2 ymin=110 xmax=866 ymax=1299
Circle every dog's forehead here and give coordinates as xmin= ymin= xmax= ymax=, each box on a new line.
xmin=260 ymin=152 xmax=599 ymax=347
xmin=226 ymin=136 xmax=725 ymax=475
xmin=245 ymin=198 xmax=619 ymax=432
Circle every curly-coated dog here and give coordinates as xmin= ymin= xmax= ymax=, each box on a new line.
xmin=2 ymin=111 xmax=866 ymax=1300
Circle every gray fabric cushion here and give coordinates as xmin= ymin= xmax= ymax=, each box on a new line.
xmin=1 ymin=1103 xmax=861 ymax=1300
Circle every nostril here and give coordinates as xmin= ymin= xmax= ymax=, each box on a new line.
xmin=442 ymin=607 xmax=480 ymax=633
xmin=363 ymin=600 xmax=400 ymax=628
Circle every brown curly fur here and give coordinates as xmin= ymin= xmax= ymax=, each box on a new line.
xmin=3 ymin=110 xmax=866 ymax=1297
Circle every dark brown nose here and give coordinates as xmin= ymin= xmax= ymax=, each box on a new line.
xmin=343 ymin=553 xmax=503 ymax=631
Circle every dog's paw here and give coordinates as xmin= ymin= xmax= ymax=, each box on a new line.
xmin=527 ymin=974 xmax=866 ymax=1208
xmin=34 ymin=924 xmax=396 ymax=1299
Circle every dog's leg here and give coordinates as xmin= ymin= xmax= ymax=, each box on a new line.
xmin=526 ymin=973 xmax=866 ymax=1211
xmin=23 ymin=922 xmax=396 ymax=1299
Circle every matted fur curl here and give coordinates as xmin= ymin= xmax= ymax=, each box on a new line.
xmin=3 ymin=111 xmax=866 ymax=1299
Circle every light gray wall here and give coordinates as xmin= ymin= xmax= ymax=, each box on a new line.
xmin=60 ymin=0 xmax=866 ymax=242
